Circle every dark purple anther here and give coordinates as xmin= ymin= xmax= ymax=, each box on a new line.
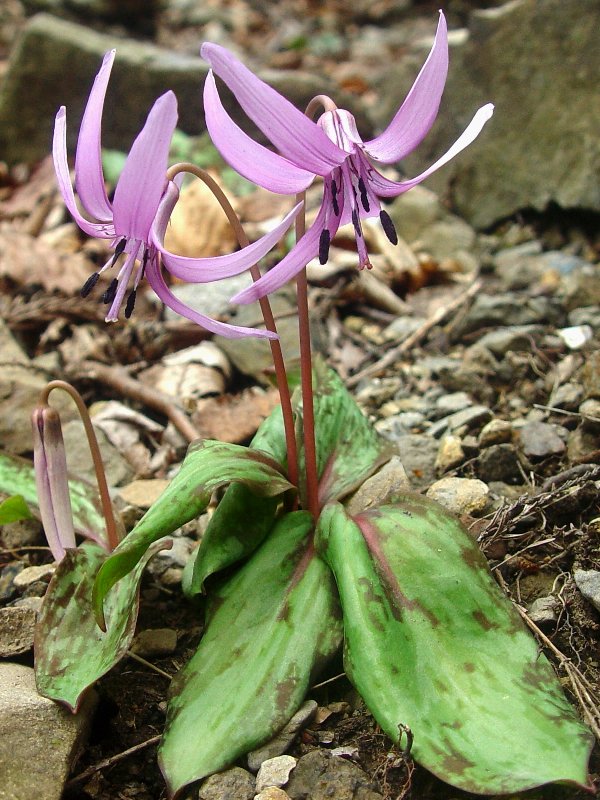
xmin=379 ymin=210 xmax=398 ymax=245
xmin=319 ymin=228 xmax=331 ymax=264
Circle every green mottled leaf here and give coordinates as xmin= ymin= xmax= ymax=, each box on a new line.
xmin=184 ymin=483 xmax=279 ymax=596
xmin=250 ymin=404 xmax=288 ymax=468
xmin=296 ymin=358 xmax=391 ymax=505
xmin=159 ymin=512 xmax=342 ymax=796
xmin=316 ymin=499 xmax=593 ymax=794
xmin=0 ymin=494 xmax=32 ymax=524
xmin=93 ymin=440 xmax=293 ymax=626
xmin=35 ymin=539 xmax=170 ymax=711
xmin=0 ymin=448 xmax=109 ymax=537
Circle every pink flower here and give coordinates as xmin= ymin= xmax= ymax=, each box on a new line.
xmin=201 ymin=12 xmax=493 ymax=305
xmin=53 ymin=51 xmax=301 ymax=339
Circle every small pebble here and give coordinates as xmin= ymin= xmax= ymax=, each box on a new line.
xmin=477 ymin=444 xmax=522 ymax=483
xmin=518 ymin=421 xmax=566 ymax=459
xmin=435 ymin=435 xmax=465 ymax=472
xmin=426 ymin=477 xmax=489 ymax=516
xmin=528 ymin=596 xmax=558 ymax=625
xmin=557 ymin=325 xmax=593 ymax=350
xmin=574 ymin=570 xmax=600 ymax=613
xmin=255 ymin=756 xmax=297 ymax=793
xmin=254 ymin=789 xmax=290 ymax=800
xmin=13 ymin=563 xmax=55 ymax=590
xmin=198 ymin=766 xmax=255 ymax=800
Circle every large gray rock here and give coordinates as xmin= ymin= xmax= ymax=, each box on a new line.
xmin=0 ymin=662 xmax=96 ymax=800
xmin=374 ymin=0 xmax=600 ymax=227
xmin=0 ymin=14 xmax=371 ymax=165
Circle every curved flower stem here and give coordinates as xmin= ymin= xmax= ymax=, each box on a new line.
xmin=166 ymin=163 xmax=298 ymax=488
xmin=39 ymin=380 xmax=119 ymax=552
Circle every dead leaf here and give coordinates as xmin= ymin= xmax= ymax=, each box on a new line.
xmin=192 ymin=387 xmax=280 ymax=444
xmin=164 ymin=174 xmax=238 ymax=259
xmin=0 ymin=226 xmax=91 ymax=293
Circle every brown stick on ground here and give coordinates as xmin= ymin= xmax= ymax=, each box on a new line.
xmin=346 ymin=278 xmax=482 ymax=388
xmin=74 ymin=361 xmax=200 ymax=443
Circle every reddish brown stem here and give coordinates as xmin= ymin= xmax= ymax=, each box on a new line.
xmin=166 ymin=163 xmax=298 ymax=487
xmin=295 ymin=194 xmax=319 ymax=519
xmin=40 ymin=380 xmax=120 ymax=552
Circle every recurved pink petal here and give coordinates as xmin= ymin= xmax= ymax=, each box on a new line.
xmin=53 ymin=108 xmax=116 ymax=239
xmin=74 ymin=50 xmax=115 ymax=222
xmin=231 ymin=199 xmax=329 ymax=305
xmin=204 ymin=72 xmax=315 ymax=194
xmin=152 ymin=183 xmax=304 ymax=282
xmin=112 ymin=91 xmax=178 ymax=241
xmin=370 ymin=103 xmax=494 ymax=197
xmin=364 ymin=11 xmax=449 ymax=164
xmin=144 ymin=258 xmax=278 ymax=339
xmin=201 ymin=43 xmax=347 ymax=176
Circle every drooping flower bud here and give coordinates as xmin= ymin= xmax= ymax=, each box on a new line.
xmin=31 ymin=405 xmax=76 ymax=562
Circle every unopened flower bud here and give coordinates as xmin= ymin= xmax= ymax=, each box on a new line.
xmin=31 ymin=405 xmax=76 ymax=562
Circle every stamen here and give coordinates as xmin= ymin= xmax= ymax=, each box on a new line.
xmin=102 ymin=278 xmax=118 ymax=305
xmin=351 ymin=208 xmax=361 ymax=235
xmin=124 ymin=289 xmax=137 ymax=319
xmin=319 ymin=229 xmax=331 ymax=265
xmin=108 ymin=237 xmax=127 ymax=268
xmin=80 ymin=272 xmax=100 ymax=298
xmin=358 ymin=177 xmax=370 ymax=212
xmin=331 ymin=179 xmax=340 ymax=216
xmin=140 ymin=248 xmax=150 ymax=279
xmin=379 ymin=210 xmax=398 ymax=245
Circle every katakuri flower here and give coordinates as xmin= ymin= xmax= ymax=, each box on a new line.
xmin=201 ymin=12 xmax=494 ymax=305
xmin=54 ymin=50 xmax=301 ymax=339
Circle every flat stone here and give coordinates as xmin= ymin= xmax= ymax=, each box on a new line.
xmin=426 ymin=477 xmax=489 ymax=516
xmin=0 ymin=663 xmax=95 ymax=800
xmin=518 ymin=422 xmax=566 ymax=459
xmin=0 ymin=606 xmax=37 ymax=657
xmin=477 ymin=326 xmax=543 ymax=357
xmin=478 ymin=419 xmax=513 ymax=448
xmin=286 ymin=750 xmax=382 ymax=800
xmin=130 ymin=628 xmax=177 ymax=658
xmin=345 ymin=457 xmax=410 ymax=515
xmin=248 ymin=700 xmax=318 ymax=772
xmin=574 ymin=570 xmax=600 ymax=613
xmin=433 ymin=391 xmax=472 ymax=417
xmin=428 ymin=405 xmax=492 ymax=438
xmin=198 ymin=766 xmax=256 ymax=800
xmin=548 ymin=382 xmax=584 ymax=412
xmin=13 ymin=563 xmax=55 ymax=589
xmin=62 ymin=420 xmax=134 ymax=488
xmin=256 ymin=756 xmax=297 ymax=793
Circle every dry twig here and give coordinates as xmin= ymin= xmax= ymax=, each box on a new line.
xmin=346 ymin=278 xmax=482 ymax=388
xmin=74 ymin=360 xmax=199 ymax=443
